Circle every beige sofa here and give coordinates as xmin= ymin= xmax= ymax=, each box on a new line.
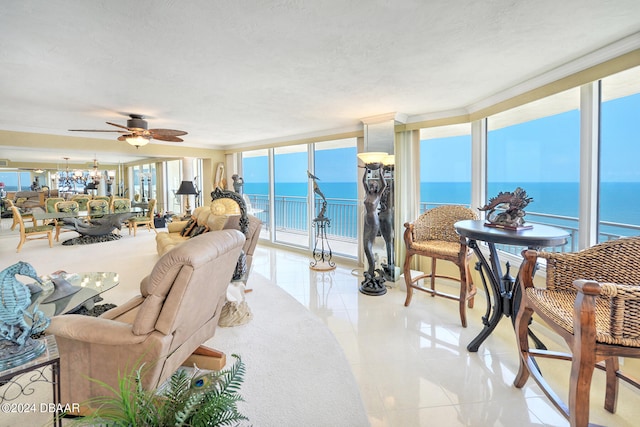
xmin=46 ymin=229 xmax=246 ymax=410
xmin=156 ymin=201 xmax=262 ymax=274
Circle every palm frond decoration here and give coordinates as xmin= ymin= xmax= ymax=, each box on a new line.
xmin=76 ymin=354 xmax=248 ymax=427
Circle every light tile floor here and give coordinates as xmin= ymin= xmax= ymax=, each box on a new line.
xmin=1 ymin=215 xmax=639 ymax=427
xmin=250 ymin=245 xmax=640 ymax=427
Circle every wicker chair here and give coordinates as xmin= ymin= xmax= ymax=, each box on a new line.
xmin=514 ymin=237 xmax=640 ymax=427
xmin=10 ymin=206 xmax=53 ymax=252
xmin=128 ymin=199 xmax=157 ymax=236
xmin=403 ymin=205 xmax=478 ymax=327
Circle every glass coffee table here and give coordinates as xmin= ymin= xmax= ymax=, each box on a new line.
xmin=32 ymin=272 xmax=119 ymax=317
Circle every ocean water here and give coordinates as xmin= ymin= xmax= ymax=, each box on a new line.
xmin=244 ymin=181 xmax=640 ymax=236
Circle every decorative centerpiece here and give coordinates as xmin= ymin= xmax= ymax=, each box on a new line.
xmin=479 ymin=187 xmax=534 ymax=230
xmin=0 ymin=262 xmax=51 ymax=370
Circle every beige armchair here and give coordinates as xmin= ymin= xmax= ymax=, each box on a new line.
xmin=46 ymin=229 xmax=246 ymax=412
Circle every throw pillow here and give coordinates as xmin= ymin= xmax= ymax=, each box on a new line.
xmin=189 ymin=225 xmax=208 ymax=237
xmin=180 ymin=217 xmax=197 ymax=237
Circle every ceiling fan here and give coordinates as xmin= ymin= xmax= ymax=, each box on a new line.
xmin=69 ymin=114 xmax=188 ymax=148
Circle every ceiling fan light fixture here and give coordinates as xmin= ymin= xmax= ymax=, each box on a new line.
xmin=126 ymin=135 xmax=151 ymax=147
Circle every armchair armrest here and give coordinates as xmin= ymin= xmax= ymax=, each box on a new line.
xmin=46 ymin=314 xmax=149 ymax=345
xmin=168 ymin=220 xmax=188 ymax=233
xmin=403 ymin=222 xmax=415 ymax=247
xmin=573 ymin=279 xmax=602 ymax=296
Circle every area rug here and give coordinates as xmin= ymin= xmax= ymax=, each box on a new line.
xmin=207 ymin=273 xmax=369 ymax=427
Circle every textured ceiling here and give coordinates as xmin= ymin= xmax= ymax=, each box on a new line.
xmin=1 ymin=0 xmax=640 ymax=164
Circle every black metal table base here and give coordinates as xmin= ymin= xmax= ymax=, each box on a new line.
xmin=465 ymin=240 xmax=547 ymax=352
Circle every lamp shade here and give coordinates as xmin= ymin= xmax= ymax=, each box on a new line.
xmin=176 ymin=180 xmax=198 ymax=195
xmin=357 ymin=152 xmax=388 ymax=165
xmin=126 ymin=135 xmax=151 ymax=147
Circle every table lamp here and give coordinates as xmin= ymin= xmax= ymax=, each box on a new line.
xmin=176 ymin=180 xmax=198 ymax=216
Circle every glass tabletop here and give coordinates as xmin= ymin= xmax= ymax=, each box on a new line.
xmin=32 ymin=208 xmax=142 ymax=221
xmin=31 ymin=272 xmax=119 ymax=317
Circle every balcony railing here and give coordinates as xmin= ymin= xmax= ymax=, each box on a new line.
xmin=246 ymin=194 xmax=359 ymax=241
xmin=420 ymin=201 xmax=640 ymax=256
xmin=244 ymin=195 xmax=640 ymax=257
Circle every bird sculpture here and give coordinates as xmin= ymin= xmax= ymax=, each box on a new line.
xmin=307 ymin=170 xmax=328 ymax=219
xmin=0 ymin=261 xmax=50 ymax=347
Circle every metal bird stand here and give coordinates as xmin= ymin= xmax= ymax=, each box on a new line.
xmin=308 ymin=172 xmax=335 ymax=271
xmin=310 ymin=200 xmax=336 ymax=271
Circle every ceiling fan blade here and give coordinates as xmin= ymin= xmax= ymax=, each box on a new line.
xmin=69 ymin=129 xmax=128 ymax=133
xmin=149 ymin=128 xmax=188 ymax=137
xmin=151 ymin=134 xmax=184 ymax=142
xmin=106 ymin=121 xmax=132 ymax=131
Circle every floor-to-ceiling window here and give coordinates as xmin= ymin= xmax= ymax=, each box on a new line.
xmin=242 ymin=149 xmax=270 ymax=239
xmin=599 ymin=65 xmax=640 ymax=241
xmin=487 ymin=88 xmax=581 ymax=252
xmin=165 ymin=160 xmax=182 ymax=214
xmin=274 ymin=145 xmax=309 ymax=247
xmin=419 ymin=123 xmax=472 ymax=211
xmin=313 ymin=138 xmax=358 ymax=257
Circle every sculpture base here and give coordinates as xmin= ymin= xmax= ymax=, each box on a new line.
xmin=41 ymin=276 xmax=82 ymax=303
xmin=0 ymin=338 xmax=46 ymax=371
xmin=359 ymin=272 xmax=387 ymax=296
xmin=62 ymin=233 xmax=121 ymax=246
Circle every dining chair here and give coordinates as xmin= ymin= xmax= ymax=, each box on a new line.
xmin=128 ymin=199 xmax=157 ymax=236
xmin=10 ymin=206 xmax=53 ymax=252
xmin=87 ymin=199 xmax=109 ymax=220
xmin=514 ymin=237 xmax=640 ymax=427
xmin=110 ymin=197 xmax=131 ymax=213
xmin=54 ymin=200 xmax=80 ymax=241
xmin=71 ymin=194 xmax=91 ymax=211
xmin=6 ymin=199 xmax=37 ymax=230
xmin=403 ymin=205 xmax=478 ymax=327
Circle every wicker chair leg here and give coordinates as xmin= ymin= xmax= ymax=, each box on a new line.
xmin=430 ymin=258 xmax=437 ymax=293
xmin=458 ymin=264 xmax=468 ymax=328
xmin=513 ymin=304 xmax=534 ymax=388
xmin=569 ymin=291 xmax=598 ymax=427
xmin=604 ymin=357 xmax=619 ymax=413
xmin=403 ymin=253 xmax=415 ymax=307
xmin=466 ymin=263 xmax=475 ymax=309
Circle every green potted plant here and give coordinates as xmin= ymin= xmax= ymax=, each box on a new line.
xmin=74 ymin=354 xmax=248 ymax=427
